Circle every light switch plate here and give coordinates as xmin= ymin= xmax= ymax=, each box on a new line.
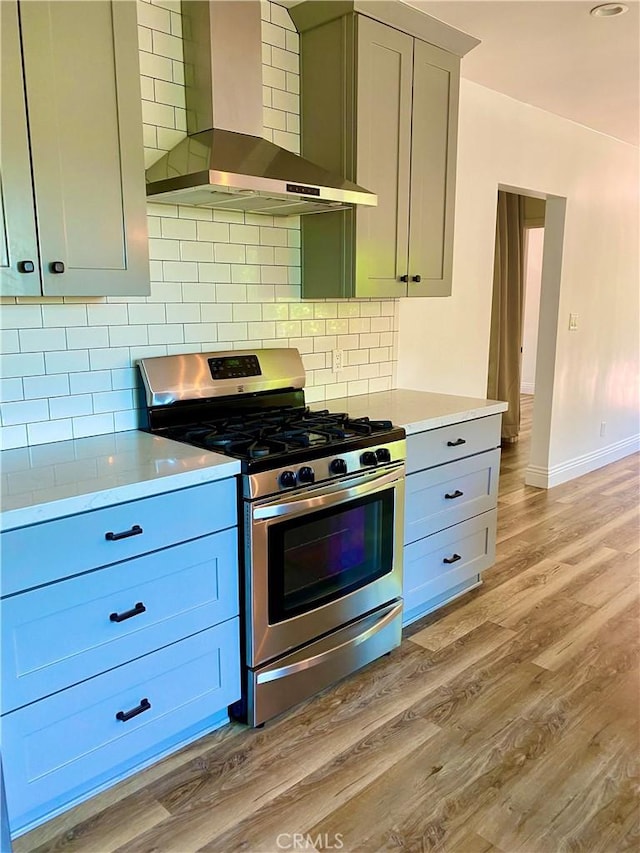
xmin=569 ymin=313 xmax=579 ymax=331
xmin=332 ymin=349 xmax=344 ymax=373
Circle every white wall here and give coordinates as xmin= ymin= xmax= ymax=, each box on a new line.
xmin=520 ymin=227 xmax=544 ymax=395
xmin=0 ymin=0 xmax=398 ymax=451
xmin=397 ymin=80 xmax=640 ymax=482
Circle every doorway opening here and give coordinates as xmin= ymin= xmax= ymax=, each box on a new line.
xmin=487 ymin=189 xmax=566 ymax=487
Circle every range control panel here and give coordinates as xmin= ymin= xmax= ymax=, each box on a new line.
xmin=208 ymin=354 xmax=262 ymax=381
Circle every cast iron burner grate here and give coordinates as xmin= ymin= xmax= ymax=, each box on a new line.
xmin=166 ymin=408 xmax=395 ymax=460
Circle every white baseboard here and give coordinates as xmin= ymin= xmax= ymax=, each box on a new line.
xmin=520 ymin=382 xmax=535 ymax=395
xmin=524 ymin=434 xmax=640 ymax=489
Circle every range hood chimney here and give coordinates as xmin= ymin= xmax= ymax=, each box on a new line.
xmin=145 ymin=1 xmax=377 ymax=216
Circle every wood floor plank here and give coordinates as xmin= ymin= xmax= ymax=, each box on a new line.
xmin=410 ymin=555 xmax=599 ymax=652
xmin=197 ymin=714 xmax=441 ymax=853
xmin=532 ymin=581 xmax=639 ymax=671
xmin=19 ymin=791 xmax=171 ymax=853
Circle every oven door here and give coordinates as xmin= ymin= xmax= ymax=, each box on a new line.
xmin=245 ymin=464 xmax=404 ymax=668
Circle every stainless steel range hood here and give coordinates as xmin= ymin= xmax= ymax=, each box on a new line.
xmin=145 ymin=1 xmax=377 ymax=216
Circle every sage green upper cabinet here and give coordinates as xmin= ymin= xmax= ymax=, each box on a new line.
xmin=0 ymin=1 xmax=149 ymax=297
xmin=291 ymin=2 xmax=477 ymax=299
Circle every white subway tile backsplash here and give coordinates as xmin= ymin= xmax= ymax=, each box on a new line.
xmin=27 ymin=418 xmax=73 ymax=446
xmin=180 ymin=241 xmax=215 ymax=262
xmin=0 ymin=0 xmax=397 ymax=448
xmin=215 ymin=244 xmax=246 ymax=264
xmin=70 ymin=370 xmax=112 ymax=395
xmin=0 ymin=330 xmax=20 ymax=354
xmin=72 ymin=413 xmax=115 ymax=439
xmin=41 ymin=304 xmax=88 ymax=328
xmin=2 ymin=399 xmax=49 ymax=427
xmin=19 ymin=328 xmax=66 ymax=352
xmin=49 ymin=394 xmax=93 ymax=420
xmin=128 ymin=304 xmax=166 ymax=325
xmin=66 ymin=327 xmax=110 ymax=350
xmin=0 ymin=304 xmax=43 ymax=329
xmin=93 ymin=389 xmax=136 ymax=414
xmin=3 ymin=353 xmax=45 ymax=378
xmin=89 ymin=347 xmax=130 ymax=371
xmin=87 ymin=304 xmax=130 ymax=326
xmin=0 ymin=425 xmax=28 ymax=450
xmin=111 ymin=368 xmax=138 ymax=390
xmin=23 ymin=374 xmax=70 ymax=400
xmin=197 ymin=263 xmax=232 ymax=284
xmin=0 ymin=379 xmax=24 ymax=403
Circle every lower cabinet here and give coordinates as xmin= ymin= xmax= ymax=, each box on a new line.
xmin=402 ymin=414 xmax=502 ymax=626
xmin=1 ymin=478 xmax=241 ymax=838
xmin=2 ymin=620 xmax=240 ymax=834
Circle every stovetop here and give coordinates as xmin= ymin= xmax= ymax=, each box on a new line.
xmin=161 ymin=406 xmax=404 ymax=472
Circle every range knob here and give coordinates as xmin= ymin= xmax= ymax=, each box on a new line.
xmin=330 ymin=458 xmax=347 ymax=476
xmin=297 ymin=466 xmax=315 ymax=484
xmin=375 ymin=447 xmax=391 ymax=464
xmin=279 ymin=470 xmax=297 ymax=488
xmin=360 ymin=451 xmax=378 ymax=467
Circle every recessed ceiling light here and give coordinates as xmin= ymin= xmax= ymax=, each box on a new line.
xmin=590 ymin=3 xmax=629 ymax=16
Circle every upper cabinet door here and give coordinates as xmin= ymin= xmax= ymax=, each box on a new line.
xmin=0 ymin=1 xmax=41 ymax=296
xmin=407 ymin=40 xmax=459 ymax=297
xmin=355 ymin=16 xmax=413 ymax=299
xmin=19 ymin=1 xmax=149 ymax=296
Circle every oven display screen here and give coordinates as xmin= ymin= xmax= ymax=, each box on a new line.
xmin=268 ymin=490 xmax=395 ymax=623
xmin=208 ymin=354 xmax=262 ymax=380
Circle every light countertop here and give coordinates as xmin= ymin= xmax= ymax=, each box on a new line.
xmin=321 ymin=389 xmax=508 ymax=435
xmin=0 ymin=431 xmax=240 ymax=531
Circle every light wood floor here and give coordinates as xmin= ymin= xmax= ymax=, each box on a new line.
xmin=16 ymin=397 xmax=640 ymax=853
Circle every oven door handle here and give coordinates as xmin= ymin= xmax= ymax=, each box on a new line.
xmin=256 ymin=601 xmax=403 ymax=684
xmin=252 ymin=466 xmax=404 ymax=521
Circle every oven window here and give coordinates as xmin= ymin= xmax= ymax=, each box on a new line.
xmin=268 ymin=489 xmax=395 ymax=623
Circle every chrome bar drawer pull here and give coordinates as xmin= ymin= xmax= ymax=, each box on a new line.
xmin=109 ymin=602 xmax=146 ymax=623
xmin=447 ymin=438 xmax=466 ymax=447
xmin=444 ymin=489 xmax=464 ymax=500
xmin=105 ymin=524 xmax=143 ymax=541
xmin=443 ymin=553 xmax=462 ymax=564
xmin=116 ymin=698 xmax=151 ymax=722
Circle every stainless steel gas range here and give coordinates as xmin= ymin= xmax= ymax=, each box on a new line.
xmin=138 ymin=348 xmax=405 ymax=726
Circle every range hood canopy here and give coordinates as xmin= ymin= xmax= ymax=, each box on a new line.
xmin=145 ymin=0 xmax=377 ymax=216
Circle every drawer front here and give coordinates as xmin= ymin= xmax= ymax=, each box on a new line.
xmin=1 ymin=477 xmax=237 ymax=596
xmin=2 ymin=528 xmax=239 ymax=714
xmin=406 ymin=414 xmax=501 ymax=473
xmin=2 ymin=618 xmax=240 ymax=834
xmin=404 ymin=448 xmax=500 ymax=544
xmin=403 ymin=510 xmax=496 ymax=614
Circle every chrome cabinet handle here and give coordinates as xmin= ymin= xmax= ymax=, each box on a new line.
xmin=17 ymin=260 xmax=35 ymax=273
xmin=447 ymin=438 xmax=466 ymax=447
xmin=443 ymin=553 xmax=461 ymax=564
xmin=49 ymin=261 xmax=65 ymax=274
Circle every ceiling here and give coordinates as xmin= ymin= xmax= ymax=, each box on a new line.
xmin=282 ymin=0 xmax=640 ymax=146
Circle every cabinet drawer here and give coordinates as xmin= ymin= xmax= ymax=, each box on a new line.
xmin=1 ymin=478 xmax=237 ymax=596
xmin=403 ymin=510 xmax=496 ymax=614
xmin=406 ymin=414 xmax=501 ymax=473
xmin=404 ymin=449 xmax=500 ymax=544
xmin=2 ymin=618 xmax=240 ymax=835
xmin=1 ymin=528 xmax=238 ymax=714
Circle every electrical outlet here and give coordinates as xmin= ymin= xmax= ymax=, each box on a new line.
xmin=600 ymin=421 xmax=607 ymax=437
xmin=332 ymin=349 xmax=344 ymax=373
xmin=569 ymin=313 xmax=579 ymax=331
